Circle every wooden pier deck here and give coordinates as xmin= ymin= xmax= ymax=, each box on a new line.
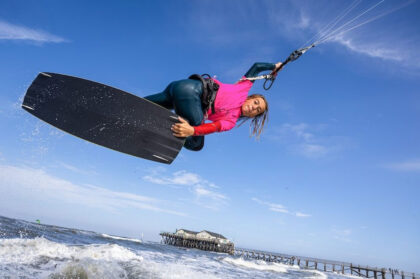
xmin=234 ymin=248 xmax=419 ymax=279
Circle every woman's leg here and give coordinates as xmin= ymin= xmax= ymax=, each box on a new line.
xmin=143 ymin=84 xmax=173 ymax=110
xmin=169 ymin=80 xmax=203 ymax=126
xmin=169 ymin=80 xmax=205 ymax=151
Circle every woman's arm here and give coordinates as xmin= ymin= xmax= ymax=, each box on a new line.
xmin=244 ymin=62 xmax=283 ymax=79
xmin=193 ymin=122 xmax=221 ymax=136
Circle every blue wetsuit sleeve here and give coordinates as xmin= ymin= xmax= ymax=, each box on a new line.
xmin=244 ymin=63 xmax=276 ymax=78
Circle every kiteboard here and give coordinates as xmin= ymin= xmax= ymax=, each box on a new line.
xmin=22 ymin=72 xmax=185 ymax=164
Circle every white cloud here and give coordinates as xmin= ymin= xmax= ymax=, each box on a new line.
xmin=144 ymin=170 xmax=201 ymax=186
xmin=252 ymin=197 xmax=289 ymax=214
xmin=252 ymin=197 xmax=311 ymax=218
xmin=295 ymin=212 xmax=311 ymax=218
xmin=331 ymin=35 xmax=404 ymax=63
xmin=143 ymin=169 xmax=227 ymax=210
xmin=194 ymin=186 xmax=227 ymax=201
xmin=384 ymin=160 xmax=420 ymax=172
xmin=193 ymin=186 xmax=228 ymax=210
xmin=285 ymin=123 xmax=314 ymax=142
xmin=0 ymin=164 xmax=185 ymax=216
xmin=0 ymin=20 xmax=67 ymax=43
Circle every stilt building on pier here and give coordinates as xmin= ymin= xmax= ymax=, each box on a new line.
xmin=160 ymin=229 xmax=234 ymax=254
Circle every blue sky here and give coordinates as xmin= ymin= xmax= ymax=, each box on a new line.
xmin=0 ymin=0 xmax=419 ymax=273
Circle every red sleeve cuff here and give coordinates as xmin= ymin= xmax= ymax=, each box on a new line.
xmin=193 ymin=121 xmax=222 ymax=136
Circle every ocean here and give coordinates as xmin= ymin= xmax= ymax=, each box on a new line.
xmin=0 ymin=215 xmax=359 ymax=279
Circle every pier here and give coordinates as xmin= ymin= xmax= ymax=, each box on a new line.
xmin=160 ymin=230 xmax=418 ymax=278
xmin=234 ymin=249 xmax=418 ymax=279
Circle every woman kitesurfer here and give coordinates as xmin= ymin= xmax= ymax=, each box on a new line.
xmin=144 ymin=62 xmax=283 ymax=151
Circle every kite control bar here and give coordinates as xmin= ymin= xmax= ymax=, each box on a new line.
xmin=263 ymin=43 xmax=315 ymax=90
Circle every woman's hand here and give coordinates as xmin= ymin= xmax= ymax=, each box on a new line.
xmin=274 ymin=62 xmax=283 ymax=72
xmin=270 ymin=62 xmax=283 ymax=78
xmin=171 ymin=117 xmax=195 ymax=137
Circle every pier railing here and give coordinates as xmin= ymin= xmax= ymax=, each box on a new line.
xmin=234 ymin=248 xmax=419 ymax=279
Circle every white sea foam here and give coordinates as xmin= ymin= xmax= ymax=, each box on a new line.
xmin=309 ymin=269 xmax=329 ymax=279
xmin=128 ymin=260 xmax=222 ymax=279
xmin=101 ymin=233 xmax=142 ymax=243
xmin=0 ymin=237 xmax=143 ymax=264
xmin=49 ymin=259 xmax=132 ymax=279
xmin=223 ymin=257 xmax=289 ymax=273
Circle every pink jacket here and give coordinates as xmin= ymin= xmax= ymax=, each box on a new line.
xmin=206 ymin=77 xmax=253 ymax=131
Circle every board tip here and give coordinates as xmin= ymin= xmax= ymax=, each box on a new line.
xmin=152 ymin=154 xmax=170 ymax=163
xmin=39 ymin=72 xmax=52 ymax=78
xmin=21 ymin=104 xmax=35 ymax=111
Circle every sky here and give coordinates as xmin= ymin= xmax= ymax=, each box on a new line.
xmin=0 ymin=0 xmax=419 ymax=273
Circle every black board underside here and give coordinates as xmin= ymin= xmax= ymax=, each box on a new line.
xmin=22 ymin=72 xmax=185 ymax=164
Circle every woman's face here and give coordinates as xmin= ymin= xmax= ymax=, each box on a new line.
xmin=241 ymin=97 xmax=266 ymax=117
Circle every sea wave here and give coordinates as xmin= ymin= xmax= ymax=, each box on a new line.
xmin=223 ymin=256 xmax=290 ymax=273
xmin=101 ymin=233 xmax=142 ymax=243
xmin=0 ymin=237 xmax=143 ymax=264
xmin=0 ymin=237 xmax=144 ymax=278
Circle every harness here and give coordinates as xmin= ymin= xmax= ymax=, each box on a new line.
xmin=188 ymin=74 xmax=220 ymax=115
